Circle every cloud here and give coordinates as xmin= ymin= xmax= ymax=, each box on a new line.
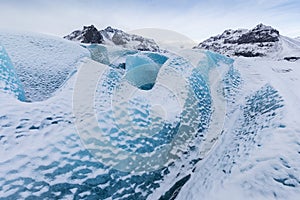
xmin=0 ymin=0 xmax=299 ymax=41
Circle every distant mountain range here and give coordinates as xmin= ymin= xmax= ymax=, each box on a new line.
xmin=193 ymin=24 xmax=300 ymax=61
xmin=64 ymin=25 xmax=159 ymax=52
xmin=64 ymin=24 xmax=300 ymax=61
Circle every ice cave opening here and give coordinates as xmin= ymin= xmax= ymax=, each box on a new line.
xmin=125 ymin=53 xmax=168 ymax=90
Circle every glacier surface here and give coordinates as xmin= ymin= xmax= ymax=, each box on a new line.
xmin=1 ymin=32 xmax=300 ymax=200
xmin=0 ymin=32 xmax=89 ymax=101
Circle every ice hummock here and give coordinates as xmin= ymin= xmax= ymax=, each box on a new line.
xmin=0 ymin=44 xmax=25 ymax=101
xmin=0 ymin=32 xmax=90 ymax=102
xmin=125 ymin=53 xmax=165 ymax=90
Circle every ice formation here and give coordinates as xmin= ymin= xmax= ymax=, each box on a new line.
xmin=0 ymin=32 xmax=89 ymax=101
xmin=73 ymin=48 xmax=221 ymax=173
xmin=124 ymin=53 xmax=166 ymax=90
xmin=0 ymin=44 xmax=25 ymax=101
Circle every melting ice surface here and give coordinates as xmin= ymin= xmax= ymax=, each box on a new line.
xmin=85 ymin=45 xmax=222 ymax=173
xmin=1 ymin=37 xmax=290 ymax=200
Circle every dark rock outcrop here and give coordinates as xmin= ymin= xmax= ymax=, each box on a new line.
xmin=284 ymin=56 xmax=300 ymax=62
xmin=236 ymin=24 xmax=279 ymax=44
xmin=64 ymin=25 xmax=103 ymax=44
xmin=234 ymin=51 xmax=264 ymax=57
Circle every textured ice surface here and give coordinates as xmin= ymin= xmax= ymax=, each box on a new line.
xmin=0 ymin=43 xmax=232 ymax=199
xmin=177 ymin=56 xmax=300 ymax=200
xmin=1 ymin=34 xmax=298 ymax=199
xmin=0 ymin=45 xmax=25 ymax=101
xmin=90 ymin=49 xmax=213 ymax=173
xmin=178 ymin=84 xmax=285 ymax=200
xmin=125 ymin=54 xmax=162 ymax=90
xmin=0 ymin=32 xmax=90 ymax=101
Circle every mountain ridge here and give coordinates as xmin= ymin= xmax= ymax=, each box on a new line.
xmin=194 ymin=23 xmax=300 ymax=60
xmin=64 ymin=25 xmax=160 ymax=52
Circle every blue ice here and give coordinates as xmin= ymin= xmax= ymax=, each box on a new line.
xmin=125 ymin=53 xmax=167 ymax=90
xmin=0 ymin=45 xmax=25 ymax=101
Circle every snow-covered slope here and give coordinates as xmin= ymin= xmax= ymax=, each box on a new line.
xmin=177 ymin=56 xmax=300 ymax=200
xmin=0 ymin=32 xmax=89 ymax=101
xmin=279 ymin=36 xmax=300 ymax=61
xmin=64 ymin=25 xmax=160 ymax=52
xmin=194 ymin=24 xmax=300 ymax=60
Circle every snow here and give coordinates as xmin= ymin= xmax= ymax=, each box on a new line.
xmin=198 ymin=32 xmax=300 ymax=60
xmin=194 ymin=24 xmax=300 ymax=60
xmin=0 ymin=32 xmax=90 ymax=101
xmin=65 ymin=26 xmax=160 ymax=52
xmin=277 ymin=36 xmax=300 ymax=59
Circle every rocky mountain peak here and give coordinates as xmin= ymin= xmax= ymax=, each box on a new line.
xmin=194 ymin=23 xmax=280 ymax=57
xmin=64 ymin=25 xmax=160 ymax=52
xmin=64 ymin=25 xmax=103 ymax=44
xmin=103 ymin=26 xmax=115 ymax=32
xmin=237 ymin=23 xmax=279 ymax=44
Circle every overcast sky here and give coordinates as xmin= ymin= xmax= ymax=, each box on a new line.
xmin=0 ymin=0 xmax=299 ymax=42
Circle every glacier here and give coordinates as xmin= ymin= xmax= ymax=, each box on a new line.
xmin=0 ymin=35 xmax=225 ymax=199
xmin=1 ymin=32 xmax=300 ymax=200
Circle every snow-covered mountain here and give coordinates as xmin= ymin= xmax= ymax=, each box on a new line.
xmin=64 ymin=25 xmax=160 ymax=52
xmin=194 ymin=24 xmax=300 ymax=61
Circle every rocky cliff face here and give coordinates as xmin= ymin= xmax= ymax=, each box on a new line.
xmin=194 ymin=24 xmax=281 ymax=57
xmin=64 ymin=25 xmax=103 ymax=44
xmin=64 ymin=25 xmax=159 ymax=52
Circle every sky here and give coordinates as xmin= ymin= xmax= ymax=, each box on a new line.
xmin=0 ymin=0 xmax=300 ymax=42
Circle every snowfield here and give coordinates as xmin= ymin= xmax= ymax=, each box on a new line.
xmin=0 ymin=31 xmax=300 ymax=200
